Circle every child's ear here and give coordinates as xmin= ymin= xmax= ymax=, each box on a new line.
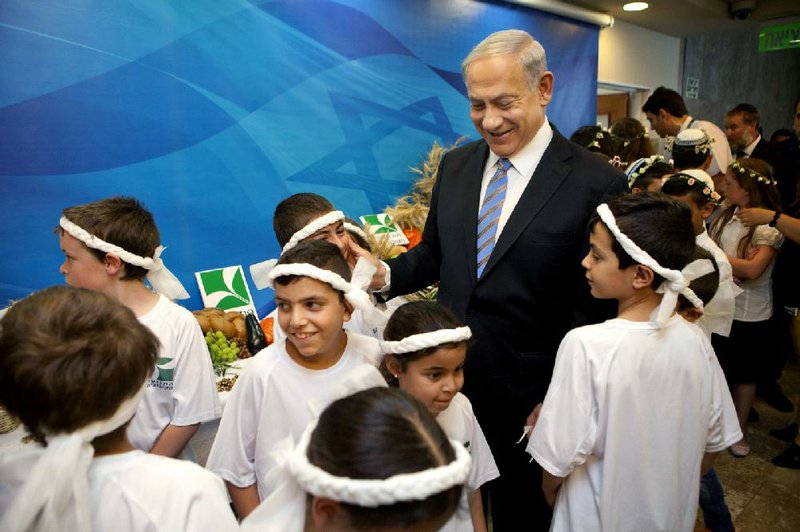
xmin=700 ymin=202 xmax=715 ymax=219
xmin=342 ymin=299 xmax=354 ymax=323
xmin=104 ymin=253 xmax=124 ymax=276
xmin=630 ymin=187 xmax=642 ymax=194
xmin=310 ymin=497 xmax=342 ymax=528
xmin=632 ymin=264 xmax=655 ymax=289
xmin=385 ymin=355 xmax=402 ymax=377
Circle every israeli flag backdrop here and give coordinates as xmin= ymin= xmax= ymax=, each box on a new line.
xmin=0 ymin=0 xmax=599 ymax=315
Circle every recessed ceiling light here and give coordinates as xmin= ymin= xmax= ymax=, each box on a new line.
xmin=623 ymin=2 xmax=649 ymax=11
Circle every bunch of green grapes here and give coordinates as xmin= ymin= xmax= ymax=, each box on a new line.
xmin=205 ymin=330 xmax=240 ymax=377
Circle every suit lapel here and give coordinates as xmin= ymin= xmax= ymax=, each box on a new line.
xmin=479 ymin=131 xmax=573 ymax=280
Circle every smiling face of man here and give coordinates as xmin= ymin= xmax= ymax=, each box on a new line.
xmin=466 ymin=53 xmax=552 ymax=158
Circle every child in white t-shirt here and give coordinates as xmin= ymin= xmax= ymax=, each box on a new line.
xmin=380 ymin=301 xmax=498 ymax=532
xmin=57 ymin=197 xmax=220 ymax=459
xmin=662 ymin=169 xmax=742 ymax=338
xmin=241 ymin=387 xmax=471 ymax=531
xmin=527 ymin=193 xmax=741 ymax=532
xmin=207 ymin=240 xmax=384 ymax=519
xmin=0 ymin=286 xmax=237 ymax=532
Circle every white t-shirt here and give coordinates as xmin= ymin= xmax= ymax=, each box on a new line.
xmin=0 ymin=448 xmax=238 ymax=532
xmin=527 ymin=316 xmax=741 ymax=532
xmin=714 ymin=211 xmax=784 ymax=322
xmin=436 ymin=393 xmax=499 ymax=532
xmin=127 ymin=295 xmax=221 ymax=457
xmin=696 ymin=230 xmax=742 ymax=337
xmin=205 ymin=332 xmax=381 ymax=499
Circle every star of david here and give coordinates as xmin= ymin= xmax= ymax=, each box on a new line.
xmin=286 ymin=92 xmax=461 ymax=211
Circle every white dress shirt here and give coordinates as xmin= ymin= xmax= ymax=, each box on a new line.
xmin=479 ymin=119 xmax=553 ymax=240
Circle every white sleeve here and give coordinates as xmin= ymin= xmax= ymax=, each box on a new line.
xmin=527 ymin=331 xmax=596 ymax=478
xmin=172 ymin=313 xmax=222 ymax=425
xmin=205 ymin=360 xmax=265 ymax=488
xmin=753 ymin=225 xmax=784 ymax=249
xmin=705 ymin=354 xmax=743 ymax=452
xmin=182 ymin=471 xmax=240 ymax=532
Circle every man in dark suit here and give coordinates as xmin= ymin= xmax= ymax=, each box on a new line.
xmin=725 ymin=103 xmax=770 ymax=159
xmin=364 ymin=30 xmax=626 ymax=530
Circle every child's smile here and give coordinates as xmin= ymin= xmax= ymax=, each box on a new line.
xmin=275 ymin=277 xmax=351 ymax=370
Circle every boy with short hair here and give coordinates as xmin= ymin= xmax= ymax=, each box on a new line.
xmin=527 ymin=193 xmax=741 ymax=531
xmin=0 ymin=286 xmax=237 ymax=532
xmin=57 ymin=196 xmax=220 ymax=459
xmin=252 ymin=192 xmax=383 ymax=340
xmin=672 ymin=128 xmax=714 ymax=172
xmin=207 ymin=240 xmax=383 ymax=519
xmin=662 ymin=169 xmax=741 ymax=338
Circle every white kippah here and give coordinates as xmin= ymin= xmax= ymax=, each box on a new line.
xmin=596 ymin=204 xmax=714 ymax=326
xmin=675 ymin=128 xmax=709 ymax=145
xmin=380 ymin=327 xmax=472 ymax=354
xmin=0 ymin=381 xmax=147 ymax=532
xmin=680 ymin=168 xmax=715 ymax=191
xmin=282 ymin=210 xmax=345 ymax=253
xmin=59 ymin=217 xmax=189 ymax=300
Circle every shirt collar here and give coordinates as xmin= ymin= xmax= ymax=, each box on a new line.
xmin=743 ymin=134 xmax=761 ymax=156
xmin=486 ymin=118 xmax=553 ymax=177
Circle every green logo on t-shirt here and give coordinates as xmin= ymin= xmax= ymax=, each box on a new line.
xmin=156 ymin=357 xmax=175 ymax=382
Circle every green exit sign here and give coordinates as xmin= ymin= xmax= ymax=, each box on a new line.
xmin=759 ymin=23 xmax=800 ymax=52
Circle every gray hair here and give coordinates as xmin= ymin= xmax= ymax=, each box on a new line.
xmin=461 ymin=29 xmax=547 ymax=91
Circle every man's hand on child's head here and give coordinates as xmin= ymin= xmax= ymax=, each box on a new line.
xmin=346 ymin=240 xmax=387 ymax=290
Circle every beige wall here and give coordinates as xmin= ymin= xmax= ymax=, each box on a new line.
xmin=598 ymin=20 xmax=682 ymax=124
xmin=598 ymin=19 xmax=682 ymax=90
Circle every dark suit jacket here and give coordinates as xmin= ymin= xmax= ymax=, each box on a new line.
xmin=750 ymin=137 xmax=772 ymax=160
xmin=749 ymin=137 xmax=799 ymax=207
xmin=388 ymin=129 xmax=627 ymax=426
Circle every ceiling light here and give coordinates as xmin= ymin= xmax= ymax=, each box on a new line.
xmin=623 ymin=2 xmax=649 ymax=11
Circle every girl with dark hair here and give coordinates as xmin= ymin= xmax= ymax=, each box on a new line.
xmin=380 ymin=301 xmax=499 ymax=532
xmin=240 ymin=387 xmax=470 ymax=531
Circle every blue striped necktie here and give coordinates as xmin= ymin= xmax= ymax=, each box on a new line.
xmin=477 ymin=158 xmax=511 ymax=277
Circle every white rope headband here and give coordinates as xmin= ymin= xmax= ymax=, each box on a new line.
xmin=282 ymin=210 xmax=345 ymax=253
xmin=343 ymin=221 xmax=369 ymax=244
xmin=268 ymin=259 xmax=388 ymax=330
xmin=59 ymin=217 xmax=189 ymax=300
xmin=380 ymin=327 xmax=472 ymax=354
xmin=241 ymin=422 xmax=471 ymax=532
xmin=250 ymin=210 xmax=348 ymax=290
xmin=596 ymin=204 xmax=714 ymax=326
xmin=0 ymin=381 xmax=147 ymax=532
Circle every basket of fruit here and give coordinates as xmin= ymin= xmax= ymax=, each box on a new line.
xmin=193 ymin=308 xmax=272 ymax=392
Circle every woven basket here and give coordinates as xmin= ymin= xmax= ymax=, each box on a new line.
xmin=0 ymin=405 xmax=20 ymax=433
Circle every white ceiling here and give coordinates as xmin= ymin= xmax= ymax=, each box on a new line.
xmin=556 ymin=0 xmax=800 ymax=38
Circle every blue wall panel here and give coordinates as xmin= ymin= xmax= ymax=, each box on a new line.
xmin=0 ymin=0 xmax=598 ymax=314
